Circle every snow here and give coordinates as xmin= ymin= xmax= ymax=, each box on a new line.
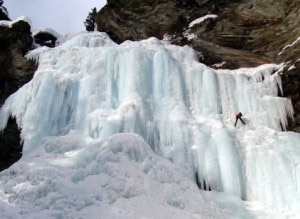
xmin=0 ymin=32 xmax=299 ymax=218
xmin=33 ymin=28 xmax=62 ymax=39
xmin=288 ymin=64 xmax=296 ymax=71
xmin=188 ymin=14 xmax=218 ymax=28
xmin=278 ymin=37 xmax=300 ymax=56
xmin=53 ymin=32 xmax=85 ymax=46
xmin=0 ymin=19 xmax=10 ymax=27
xmin=183 ymin=30 xmax=197 ymax=40
xmin=0 ymin=16 xmax=31 ymax=28
xmin=212 ymin=62 xmax=226 ymax=68
xmin=184 ymin=14 xmax=218 ymax=40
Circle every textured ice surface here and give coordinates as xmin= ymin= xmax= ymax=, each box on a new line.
xmin=0 ymin=32 xmax=299 ymax=218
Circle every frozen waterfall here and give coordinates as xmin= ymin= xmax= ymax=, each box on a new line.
xmin=0 ymin=32 xmax=299 ymax=218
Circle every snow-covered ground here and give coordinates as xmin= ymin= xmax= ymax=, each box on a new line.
xmin=0 ymin=32 xmax=299 ymax=218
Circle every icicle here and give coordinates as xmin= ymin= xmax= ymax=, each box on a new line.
xmin=25 ymin=46 xmax=50 ymax=65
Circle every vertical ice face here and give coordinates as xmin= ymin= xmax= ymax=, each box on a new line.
xmin=217 ymin=66 xmax=294 ymax=130
xmin=0 ymin=32 xmax=298 ymax=207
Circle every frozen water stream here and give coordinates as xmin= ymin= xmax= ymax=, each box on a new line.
xmin=0 ymin=32 xmax=299 ymax=218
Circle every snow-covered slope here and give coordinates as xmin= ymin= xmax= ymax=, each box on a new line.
xmin=0 ymin=32 xmax=299 ymax=218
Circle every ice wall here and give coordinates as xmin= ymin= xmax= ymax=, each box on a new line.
xmin=0 ymin=32 xmax=298 ymax=208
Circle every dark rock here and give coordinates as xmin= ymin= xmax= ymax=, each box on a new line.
xmin=0 ymin=20 xmax=36 ymax=104
xmin=96 ymin=1 xmax=188 ymax=43
xmin=0 ymin=117 xmax=22 ymax=171
xmin=33 ymin=31 xmax=58 ymax=47
xmin=190 ymin=38 xmax=272 ymax=69
xmin=0 ymin=20 xmax=36 ymax=171
xmin=281 ymin=62 xmax=300 ymax=132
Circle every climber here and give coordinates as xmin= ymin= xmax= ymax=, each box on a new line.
xmin=234 ymin=112 xmax=245 ymax=127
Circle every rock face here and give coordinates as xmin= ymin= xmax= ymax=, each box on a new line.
xmin=0 ymin=20 xmax=36 ymax=170
xmin=0 ymin=117 xmax=22 ymax=171
xmin=96 ymin=0 xmax=300 ymax=132
xmin=33 ymin=31 xmax=57 ymax=47
xmin=33 ymin=29 xmax=61 ymax=48
xmin=0 ymin=20 xmax=36 ymax=106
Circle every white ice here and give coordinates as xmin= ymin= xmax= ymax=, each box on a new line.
xmin=0 ymin=32 xmax=299 ymax=219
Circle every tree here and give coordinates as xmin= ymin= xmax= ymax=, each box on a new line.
xmin=84 ymin=7 xmax=97 ymax=32
xmin=0 ymin=0 xmax=10 ymax=21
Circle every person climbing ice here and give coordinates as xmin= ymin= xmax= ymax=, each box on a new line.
xmin=234 ymin=112 xmax=245 ymax=127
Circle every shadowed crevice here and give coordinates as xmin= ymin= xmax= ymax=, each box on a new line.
xmin=0 ymin=117 xmax=23 ymax=171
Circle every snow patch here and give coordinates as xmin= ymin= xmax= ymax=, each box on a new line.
xmin=278 ymin=37 xmax=300 ymax=56
xmin=188 ymin=14 xmax=218 ymax=28
xmin=0 ymin=16 xmax=32 ymax=28
xmin=33 ymin=28 xmax=62 ymax=39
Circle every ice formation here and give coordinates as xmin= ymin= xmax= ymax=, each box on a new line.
xmin=0 ymin=32 xmax=299 ymax=218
